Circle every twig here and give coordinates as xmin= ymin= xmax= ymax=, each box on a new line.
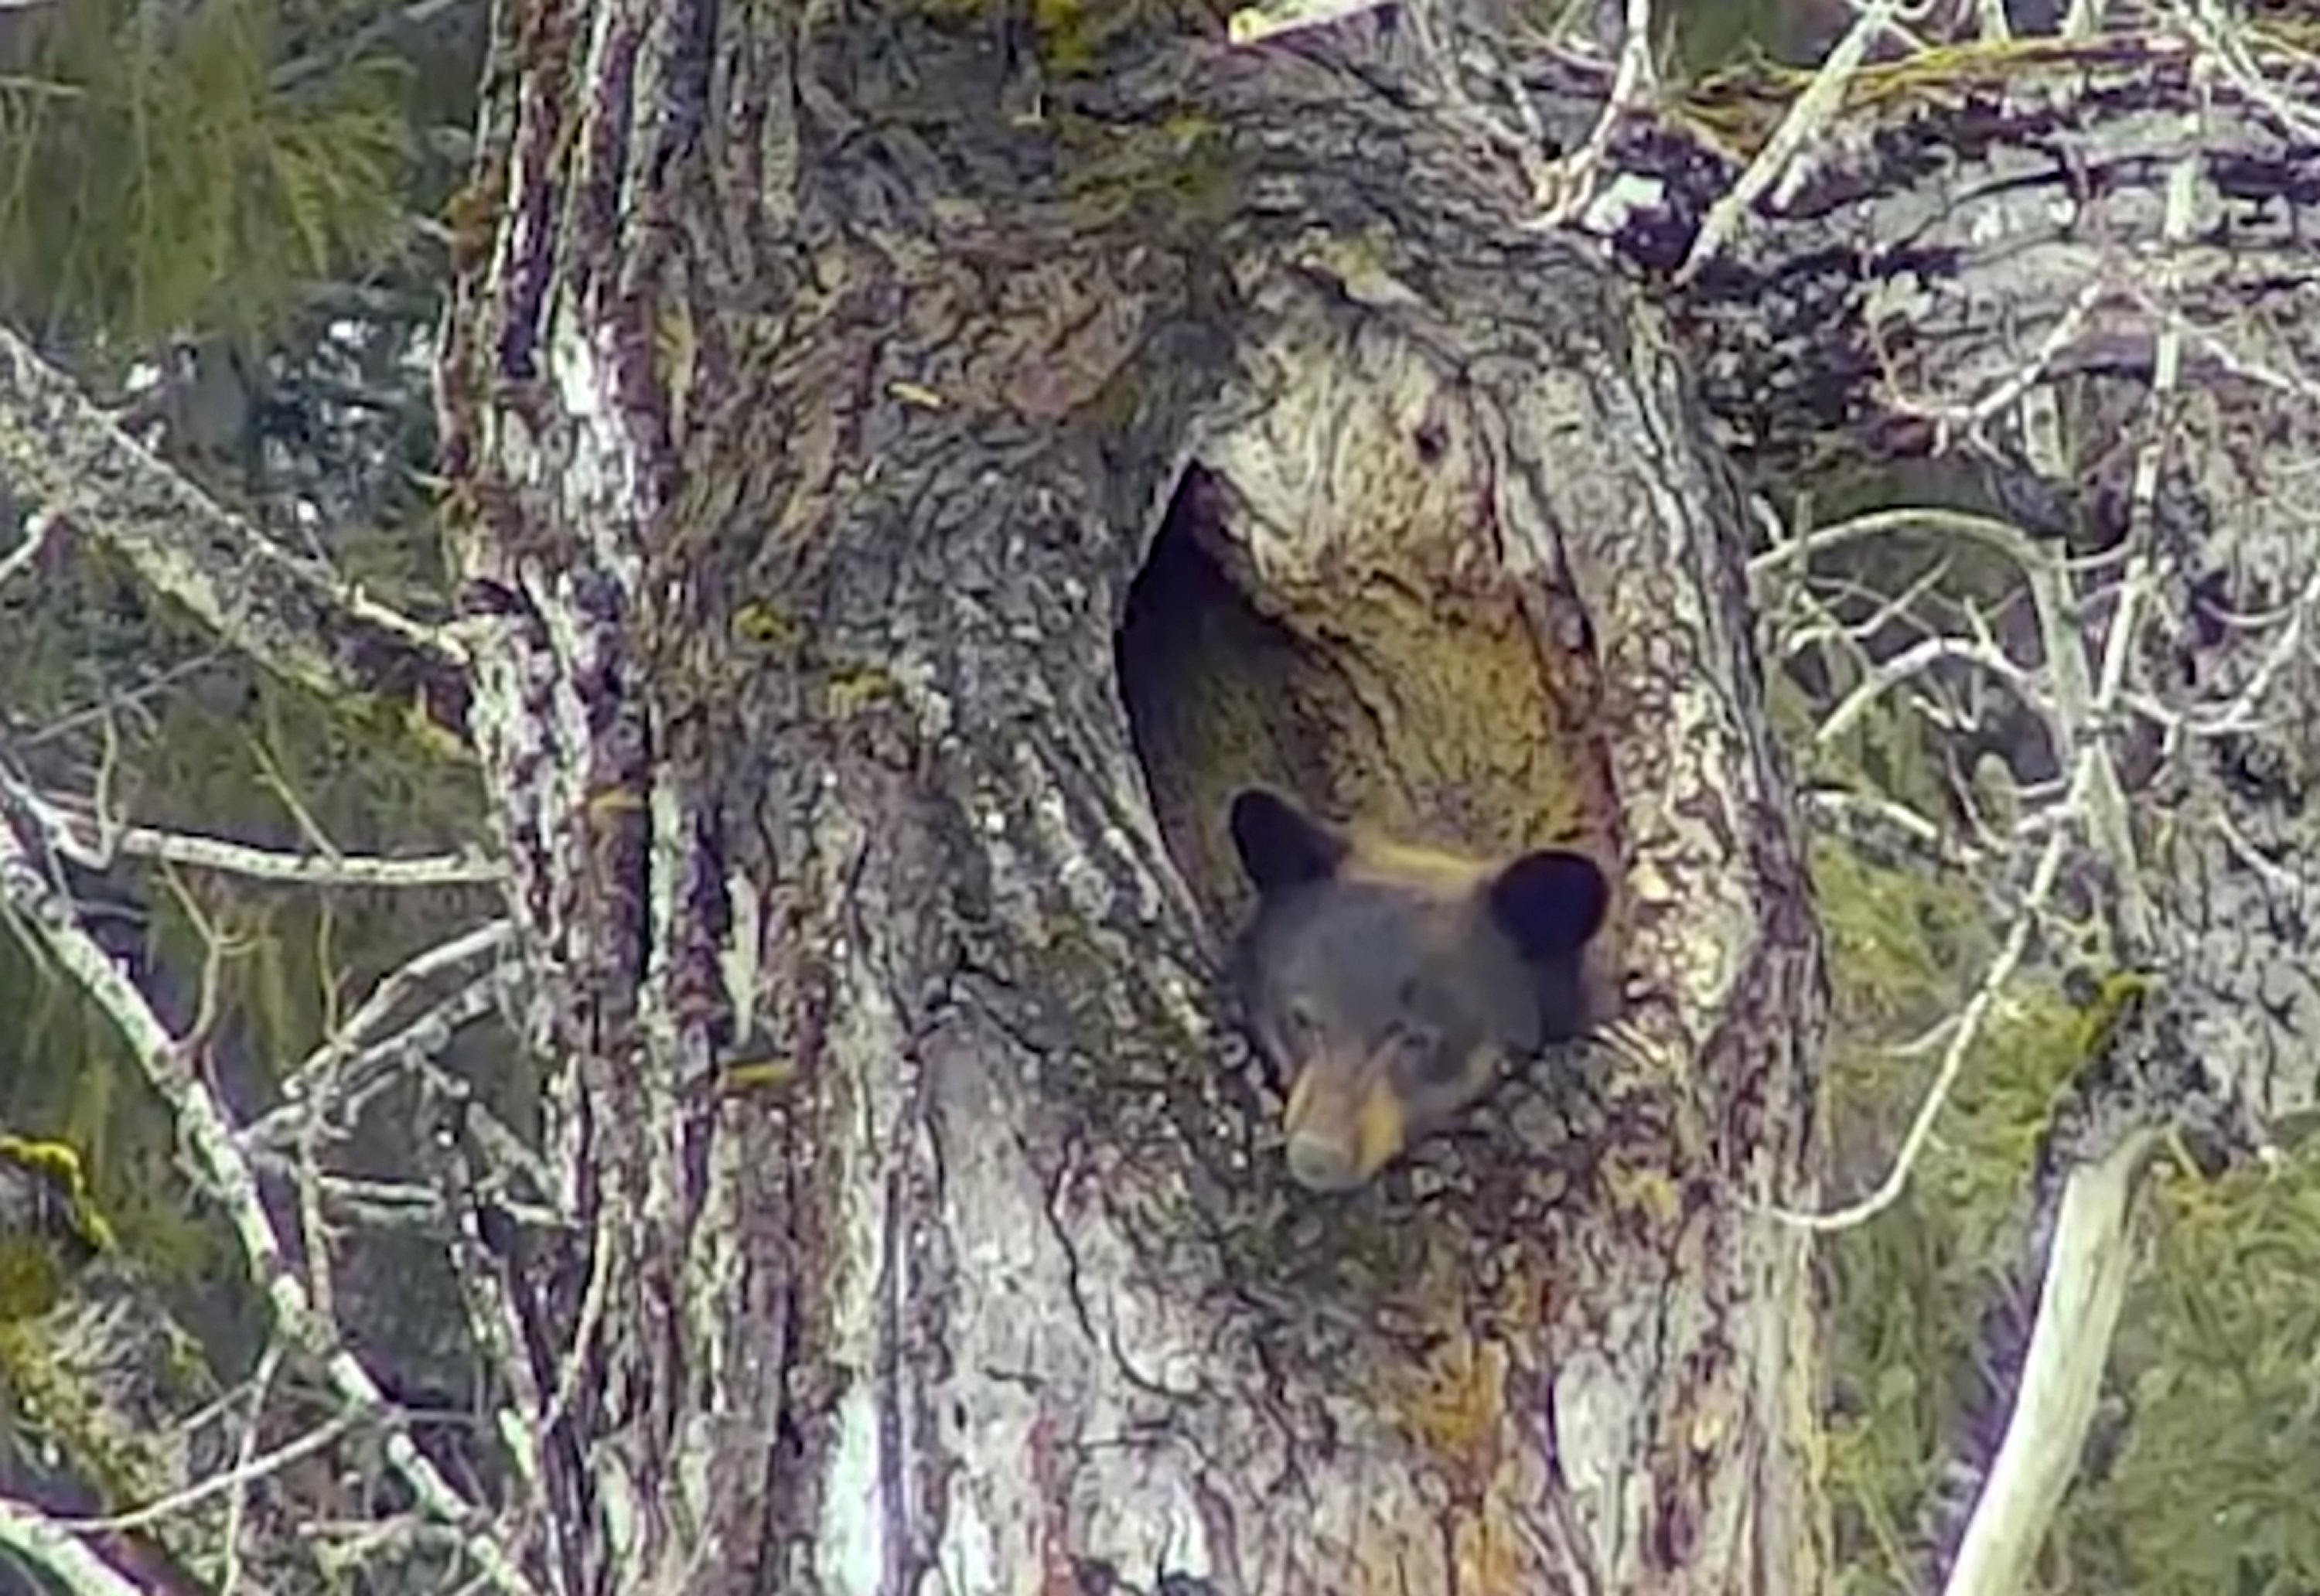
xmin=0 ymin=818 xmax=544 ymax=1596
xmin=2172 ymin=0 xmax=2320 ymax=142
xmin=19 ymin=781 xmax=501 ymax=886
xmin=62 ymin=1363 xmax=351 ymax=1540
xmin=1815 ymin=634 xmax=2040 ymax=748
xmin=0 ymin=1500 xmax=146 ymax=1596
xmin=0 ymin=506 xmax=50 ymax=588
xmin=268 ymin=920 xmax=516 ymax=1108
xmin=1678 ymin=0 xmax=1909 ymax=284
xmin=1763 ymin=744 xmax=2088 ymax=1233
xmin=1529 ymin=0 xmax=1657 ymax=231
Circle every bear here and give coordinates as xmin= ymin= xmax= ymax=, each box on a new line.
xmin=1224 ymin=786 xmax=1612 ymax=1192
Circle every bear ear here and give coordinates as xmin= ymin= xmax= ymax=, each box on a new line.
xmin=1484 ymin=848 xmax=1610 ymax=962
xmin=1229 ymin=787 xmax=1348 ymax=897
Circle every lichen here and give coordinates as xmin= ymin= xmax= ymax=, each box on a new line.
xmin=0 ymin=1236 xmax=66 ymax=1321
xmin=0 ymin=1131 xmax=119 ymax=1258
xmin=732 ymin=602 xmax=804 ymax=651
xmin=824 ymin=664 xmax=902 ymax=720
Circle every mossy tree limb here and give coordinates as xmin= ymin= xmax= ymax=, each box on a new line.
xmin=0 ymin=323 xmax=472 ymax=749
xmin=0 ymin=1146 xmax=328 ymax=1596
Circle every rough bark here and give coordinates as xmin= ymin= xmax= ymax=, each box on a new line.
xmin=438 ymin=3 xmax=1822 ymax=1594
xmin=1646 ymin=29 xmax=2320 ymax=1594
xmin=5 ymin=7 xmax=2315 ymax=1596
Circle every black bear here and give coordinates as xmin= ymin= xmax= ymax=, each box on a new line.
xmin=1226 ymin=786 xmax=1612 ymax=1192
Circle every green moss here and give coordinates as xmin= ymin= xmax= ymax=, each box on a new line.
xmin=1056 ymin=111 xmax=1239 ymax=237
xmin=733 ymin=602 xmax=803 ymax=651
xmin=1032 ymin=0 xmax=1102 ymax=76
xmin=1659 ymin=0 xmax=1818 ymax=77
xmin=825 ymin=663 xmax=902 ymax=719
xmin=0 ymin=1238 xmax=66 ymax=1321
xmin=1814 ymin=832 xmax=2320 ymax=1596
xmin=0 ymin=1132 xmax=118 ymax=1257
xmin=0 ymin=1318 xmax=169 ymax=1514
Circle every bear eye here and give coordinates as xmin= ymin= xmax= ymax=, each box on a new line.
xmin=1390 ymin=1021 xmax=1445 ymax=1073
xmin=1281 ymin=1000 xmax=1321 ymax=1047
xmin=1417 ymin=1041 xmax=1480 ymax=1087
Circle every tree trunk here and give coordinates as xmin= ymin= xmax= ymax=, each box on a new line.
xmin=6 ymin=5 xmax=2297 ymax=1596
xmin=438 ymin=3 xmax=1822 ymax=1594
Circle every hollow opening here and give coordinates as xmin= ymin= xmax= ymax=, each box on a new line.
xmin=1114 ymin=464 xmax=1626 ymax=940
xmin=1114 ymin=466 xmax=1343 ymax=937
xmin=1115 ymin=455 xmax=1639 ymax=1245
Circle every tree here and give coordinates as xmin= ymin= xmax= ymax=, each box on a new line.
xmin=1 ymin=2 xmax=2315 ymax=1594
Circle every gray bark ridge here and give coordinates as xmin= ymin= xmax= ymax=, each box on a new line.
xmin=439 ymin=7 xmax=1825 ymax=1592
xmin=1656 ymin=27 xmax=2320 ymax=1596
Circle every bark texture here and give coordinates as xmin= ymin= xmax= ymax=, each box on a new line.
xmin=5 ymin=9 xmax=2315 ymax=1596
xmin=1653 ymin=30 xmax=2320 ymax=1586
xmin=413 ymin=14 xmax=2315 ymax=1596
xmin=438 ymin=3 xmax=1823 ymax=1594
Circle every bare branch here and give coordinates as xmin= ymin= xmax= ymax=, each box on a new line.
xmin=0 ymin=740 xmax=503 ymax=888
xmin=1942 ymin=1127 xmax=2159 ymax=1596
xmin=60 ymin=812 xmax=502 ymax=887
xmin=1814 ymin=634 xmax=2042 ymax=748
xmin=0 ymin=817 xmax=541 ymax=1596
xmin=1678 ymin=0 xmax=1912 ymax=284
xmin=0 ymin=1500 xmax=147 ymax=1596
xmin=0 ymin=322 xmax=473 ymax=743
xmin=63 ymin=1383 xmax=354 ymax=1543
xmin=266 ymin=920 xmax=517 ymax=1112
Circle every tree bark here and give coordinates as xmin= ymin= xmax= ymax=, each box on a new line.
xmin=438 ymin=3 xmax=1822 ymax=1594
xmin=1657 ymin=29 xmax=2320 ymax=1594
xmin=8 ymin=6 xmax=2315 ymax=1596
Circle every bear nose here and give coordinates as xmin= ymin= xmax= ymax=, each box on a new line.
xmin=1285 ymin=1131 xmax=1365 ymax=1192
